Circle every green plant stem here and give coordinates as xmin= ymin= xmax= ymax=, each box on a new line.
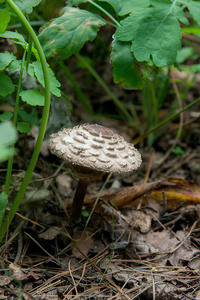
xmin=133 ymin=97 xmax=200 ymax=145
xmin=87 ymin=0 xmax=120 ymax=27
xmin=4 ymin=51 xmax=26 ymax=195
xmin=0 ymin=0 xmax=51 ymax=243
xmin=77 ymin=54 xmax=133 ymax=124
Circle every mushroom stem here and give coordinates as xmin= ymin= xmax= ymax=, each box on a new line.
xmin=70 ymin=178 xmax=90 ymax=224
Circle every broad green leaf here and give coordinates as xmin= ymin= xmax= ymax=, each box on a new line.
xmin=111 ymin=39 xmax=144 ymax=89
xmin=0 ymin=111 xmax=13 ymax=122
xmin=0 ymin=121 xmax=18 ymax=162
xmin=115 ymin=2 xmax=187 ymax=66
xmin=118 ymin=0 xmax=150 ymax=15
xmin=32 ymin=61 xmax=61 ymax=97
xmin=13 ymin=0 xmax=42 ymax=14
xmin=0 ymin=7 xmax=10 ymax=33
xmin=178 ymin=0 xmax=200 ymax=25
xmin=38 ymin=6 xmax=106 ymax=59
xmin=17 ymin=121 xmax=31 ymax=133
xmin=0 ymin=192 xmax=8 ymax=227
xmin=0 ymin=51 xmax=16 ymax=70
xmin=0 ymin=74 xmax=15 ymax=97
xmin=20 ymin=89 xmax=45 ymax=106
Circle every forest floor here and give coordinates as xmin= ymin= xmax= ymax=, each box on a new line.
xmin=1 ymin=29 xmax=200 ymax=299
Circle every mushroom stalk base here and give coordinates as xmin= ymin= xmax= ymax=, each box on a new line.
xmin=70 ymin=178 xmax=90 ymax=224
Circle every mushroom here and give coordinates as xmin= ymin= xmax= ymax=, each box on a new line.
xmin=49 ymin=123 xmax=142 ymax=224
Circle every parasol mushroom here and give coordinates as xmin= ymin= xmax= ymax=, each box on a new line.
xmin=49 ymin=123 xmax=142 ymax=224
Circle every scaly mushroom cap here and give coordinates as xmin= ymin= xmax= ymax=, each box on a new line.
xmin=49 ymin=123 xmax=142 ymax=179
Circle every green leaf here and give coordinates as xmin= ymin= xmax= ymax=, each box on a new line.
xmin=32 ymin=61 xmax=61 ymax=97
xmin=66 ymin=0 xmax=87 ymax=5
xmin=0 ymin=121 xmax=18 ymax=162
xmin=0 ymin=51 xmax=16 ymax=70
xmin=0 ymin=111 xmax=13 ymax=122
xmin=38 ymin=6 xmax=106 ymax=59
xmin=17 ymin=121 xmax=31 ymax=133
xmin=111 ymin=39 xmax=144 ymax=89
xmin=13 ymin=0 xmax=42 ymax=14
xmin=0 ymin=74 xmax=15 ymax=97
xmin=97 ymin=0 xmax=122 ymax=14
xmin=115 ymin=1 xmax=187 ymax=66
xmin=0 ymin=31 xmax=40 ymax=60
xmin=0 ymin=7 xmax=11 ymax=33
xmin=179 ymin=0 xmax=200 ymax=25
xmin=0 ymin=192 xmax=8 ymax=228
xmin=0 ymin=30 xmax=25 ymax=43
xmin=176 ymin=47 xmax=194 ymax=64
xmin=20 ymin=89 xmax=45 ymax=106
xmin=118 ymin=0 xmax=150 ymax=15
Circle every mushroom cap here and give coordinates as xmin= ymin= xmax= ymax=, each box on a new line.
xmin=49 ymin=123 xmax=142 ymax=178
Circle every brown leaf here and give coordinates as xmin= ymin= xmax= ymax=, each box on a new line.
xmin=38 ymin=227 xmax=60 ymax=240
xmin=84 ymin=180 xmax=160 ymax=209
xmin=71 ymin=231 xmax=94 ymax=259
xmin=9 ymin=263 xmax=27 ymax=280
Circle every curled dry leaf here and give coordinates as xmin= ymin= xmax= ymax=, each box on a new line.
xmin=82 ymin=180 xmax=160 ymax=210
xmin=130 ymin=210 xmax=152 ymax=233
xmin=9 ymin=263 xmax=27 ymax=280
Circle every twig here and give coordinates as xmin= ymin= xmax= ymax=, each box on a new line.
xmin=170 ymin=221 xmax=198 ymax=254
xmin=68 ymin=261 xmax=79 ymax=296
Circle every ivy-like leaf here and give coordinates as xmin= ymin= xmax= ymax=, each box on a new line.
xmin=111 ymin=39 xmax=144 ymax=89
xmin=0 ymin=31 xmax=40 ymax=60
xmin=0 ymin=112 xmax=13 ymax=122
xmin=0 ymin=7 xmax=10 ymax=33
xmin=0 ymin=51 xmax=16 ymax=70
xmin=0 ymin=30 xmax=25 ymax=43
xmin=32 ymin=61 xmax=61 ymax=97
xmin=17 ymin=121 xmax=31 ymax=133
xmin=20 ymin=89 xmax=45 ymax=106
xmin=115 ymin=2 xmax=187 ymax=66
xmin=0 ymin=74 xmax=15 ymax=97
xmin=13 ymin=0 xmax=42 ymax=14
xmin=38 ymin=6 xmax=106 ymax=59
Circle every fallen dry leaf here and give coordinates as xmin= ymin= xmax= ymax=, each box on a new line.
xmin=38 ymin=227 xmax=60 ymax=240
xmin=71 ymin=231 xmax=94 ymax=259
xmin=9 ymin=263 xmax=27 ymax=280
xmin=83 ymin=180 xmax=160 ymax=209
xmin=150 ymin=178 xmax=200 ymax=209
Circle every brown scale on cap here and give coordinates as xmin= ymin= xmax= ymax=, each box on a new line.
xmin=49 ymin=123 xmax=142 ymax=179
xmin=49 ymin=123 xmax=142 ymax=224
